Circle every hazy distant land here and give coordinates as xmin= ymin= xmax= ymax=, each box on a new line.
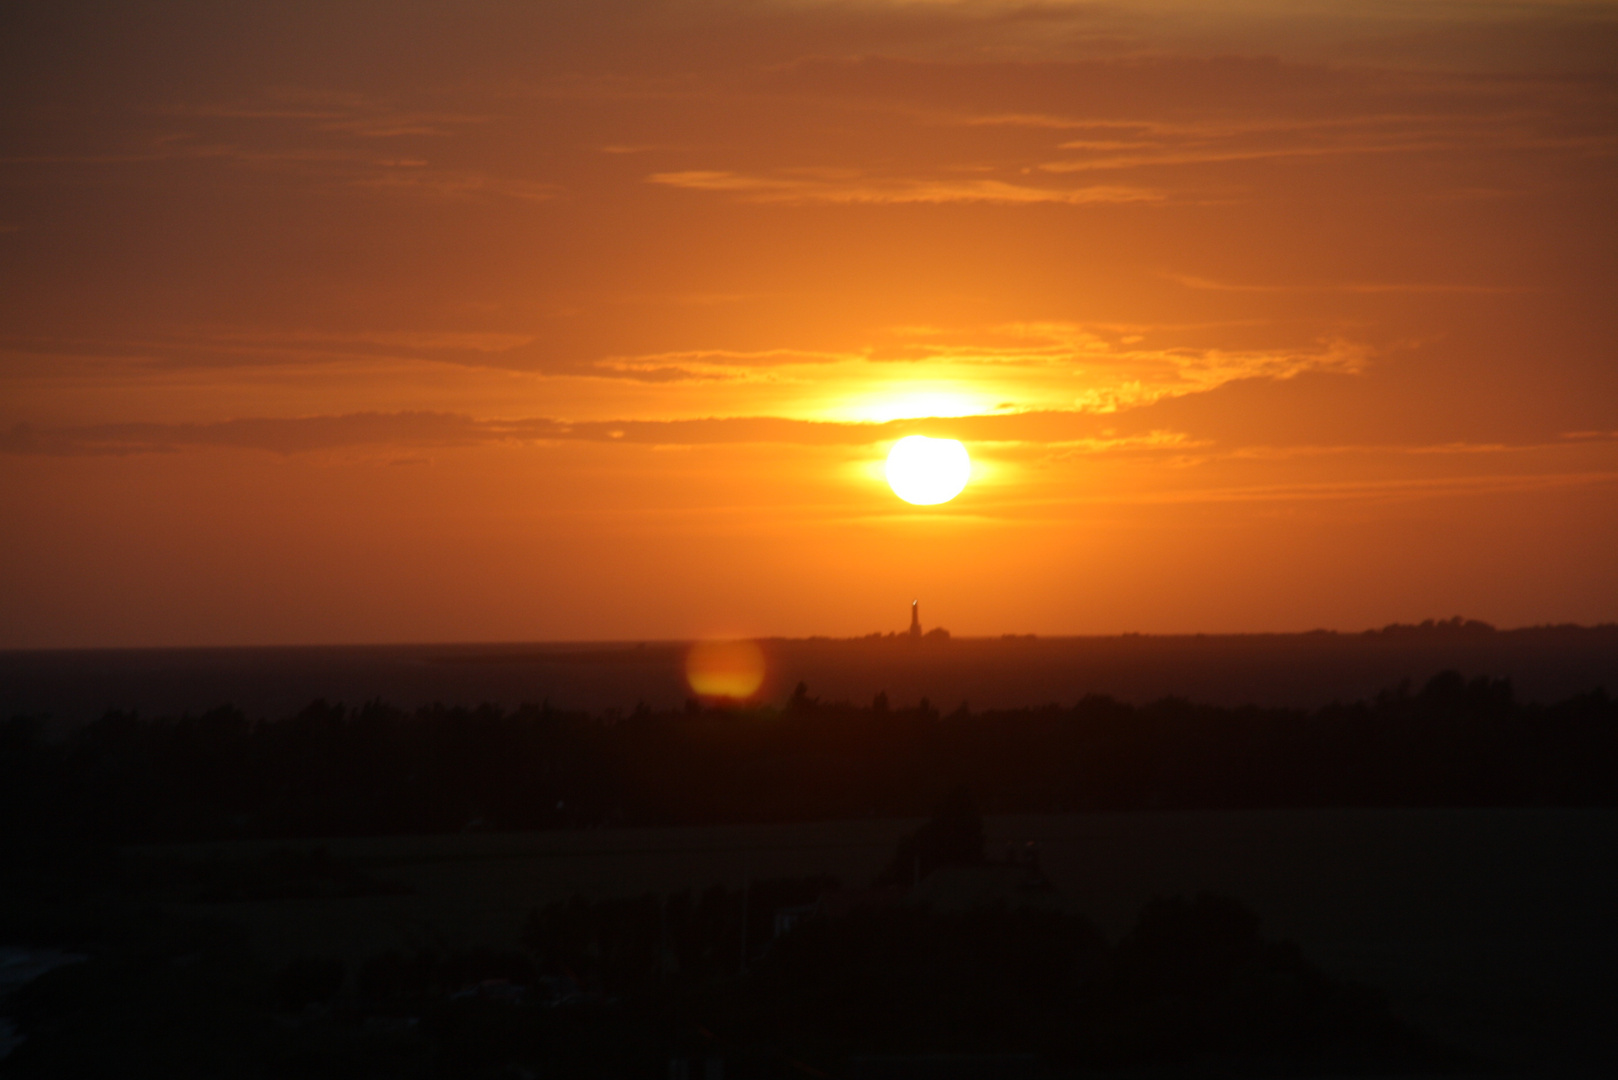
xmin=5 ymin=619 xmax=1616 ymax=727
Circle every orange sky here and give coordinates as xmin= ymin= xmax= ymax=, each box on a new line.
xmin=2 ymin=1 xmax=1616 ymax=647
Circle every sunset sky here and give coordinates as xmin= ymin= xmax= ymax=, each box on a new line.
xmin=3 ymin=1 xmax=1616 ymax=647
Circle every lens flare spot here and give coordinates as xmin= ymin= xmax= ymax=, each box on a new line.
xmin=885 ymin=435 xmax=971 ymax=505
xmin=685 ymin=639 xmax=766 ymax=700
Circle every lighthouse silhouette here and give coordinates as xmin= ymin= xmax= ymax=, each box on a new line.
xmin=909 ymin=599 xmax=921 ymax=638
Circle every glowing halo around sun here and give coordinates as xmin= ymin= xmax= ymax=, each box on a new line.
xmin=885 ymin=435 xmax=972 ymax=505
xmin=685 ymin=639 xmax=767 ymax=700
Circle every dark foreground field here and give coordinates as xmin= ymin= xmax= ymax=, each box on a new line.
xmin=4 ymin=650 xmax=1615 ymax=1075
xmin=5 ymin=809 xmax=1615 ymax=1076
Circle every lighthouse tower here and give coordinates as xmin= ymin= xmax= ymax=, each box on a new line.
xmin=909 ymin=599 xmax=921 ymax=638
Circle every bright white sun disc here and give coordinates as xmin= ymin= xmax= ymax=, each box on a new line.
xmin=885 ymin=435 xmax=971 ymax=505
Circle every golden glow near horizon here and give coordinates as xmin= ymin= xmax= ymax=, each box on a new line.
xmin=837 ymin=387 xmax=990 ymax=424
xmin=886 ymin=436 xmax=972 ymax=505
xmin=685 ymin=640 xmax=767 ymax=701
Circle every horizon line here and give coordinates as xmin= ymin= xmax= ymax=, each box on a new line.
xmin=6 ymin=618 xmax=1618 ymax=654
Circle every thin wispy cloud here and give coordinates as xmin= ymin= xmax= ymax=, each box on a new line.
xmin=1 ymin=324 xmax=1364 ymax=411
xmin=647 ymin=170 xmax=1162 ymax=205
xmin=1164 ymin=273 xmax=1526 ymax=295
xmin=0 ymin=328 xmax=538 ymax=373
xmin=10 ymin=413 xmax=1615 ymax=474
xmin=173 ymin=92 xmax=493 ymax=139
xmin=1073 ymin=471 xmax=1618 ymax=508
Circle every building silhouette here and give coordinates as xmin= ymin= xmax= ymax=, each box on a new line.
xmin=910 ymin=600 xmax=921 ymax=638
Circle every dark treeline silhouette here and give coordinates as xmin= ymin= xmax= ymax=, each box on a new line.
xmin=3 ymin=670 xmax=1615 ymax=845
xmin=305 ymin=790 xmax=1450 ymax=1074
xmin=719 ymin=893 xmax=1434 ymax=1073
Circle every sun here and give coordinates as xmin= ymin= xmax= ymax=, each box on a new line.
xmin=885 ymin=435 xmax=971 ymax=505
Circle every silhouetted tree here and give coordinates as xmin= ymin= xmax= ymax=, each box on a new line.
xmin=876 ymin=784 xmax=986 ymax=886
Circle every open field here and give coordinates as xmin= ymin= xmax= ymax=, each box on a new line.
xmin=132 ymin=807 xmax=1618 ymax=1074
